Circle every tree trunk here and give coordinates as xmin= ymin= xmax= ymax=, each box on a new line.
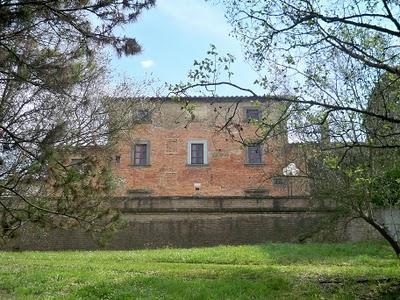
xmin=362 ymin=216 xmax=400 ymax=258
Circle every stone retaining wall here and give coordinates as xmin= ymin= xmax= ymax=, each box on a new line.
xmin=1 ymin=196 xmax=380 ymax=250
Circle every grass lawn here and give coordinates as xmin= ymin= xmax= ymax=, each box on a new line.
xmin=0 ymin=242 xmax=399 ymax=299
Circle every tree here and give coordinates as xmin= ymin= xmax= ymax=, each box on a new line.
xmin=365 ymin=71 xmax=400 ymax=145
xmin=309 ymin=148 xmax=400 ymax=257
xmin=0 ymin=1 xmax=155 ymax=241
xmin=172 ymin=1 xmax=400 ymax=145
xmin=225 ymin=0 xmax=400 ymax=145
xmin=169 ymin=1 xmax=400 ymax=255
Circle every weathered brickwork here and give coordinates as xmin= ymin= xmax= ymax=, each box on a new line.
xmin=112 ymin=97 xmax=307 ymax=197
xmin=0 ymin=97 xmax=379 ymax=251
xmin=1 ymin=196 xmax=381 ymax=250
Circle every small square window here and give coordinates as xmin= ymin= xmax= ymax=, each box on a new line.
xmin=187 ymin=140 xmax=208 ymax=165
xmin=134 ymin=109 xmax=152 ymax=123
xmin=245 ymin=108 xmax=261 ymax=122
xmin=272 ymin=177 xmax=287 ymax=186
xmin=132 ymin=140 xmax=150 ymax=165
xmin=246 ymin=144 xmax=262 ymax=164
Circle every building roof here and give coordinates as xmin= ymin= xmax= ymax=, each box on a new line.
xmin=141 ymin=95 xmax=292 ymax=103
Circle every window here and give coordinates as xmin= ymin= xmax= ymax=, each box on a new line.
xmin=245 ymin=144 xmax=262 ymax=164
xmin=191 ymin=143 xmax=204 ymax=164
xmin=187 ymin=140 xmax=208 ymax=165
xmin=132 ymin=140 xmax=150 ymax=165
xmin=272 ymin=176 xmax=287 ymax=186
xmin=133 ymin=109 xmax=152 ymax=123
xmin=245 ymin=108 xmax=261 ymax=122
xmin=134 ymin=144 xmax=148 ymax=165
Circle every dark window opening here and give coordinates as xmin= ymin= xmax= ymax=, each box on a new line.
xmin=134 ymin=144 xmax=148 ymax=165
xmin=247 ymin=145 xmax=262 ymax=164
xmin=115 ymin=155 xmax=121 ymax=164
xmin=191 ymin=143 xmax=204 ymax=164
xmin=135 ymin=109 xmax=152 ymax=122
xmin=246 ymin=108 xmax=261 ymax=122
xmin=272 ymin=177 xmax=287 ymax=186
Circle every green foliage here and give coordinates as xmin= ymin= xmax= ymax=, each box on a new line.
xmin=371 ymin=163 xmax=400 ymax=206
xmin=187 ymin=44 xmax=235 ymax=84
xmin=311 ymin=148 xmax=400 ymax=207
xmin=1 ymin=0 xmax=154 ymax=239
xmin=365 ymin=71 xmax=400 ymax=145
xmin=309 ymin=148 xmax=400 ymax=257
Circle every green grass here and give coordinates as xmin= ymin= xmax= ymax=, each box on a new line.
xmin=0 ymin=242 xmax=399 ymax=299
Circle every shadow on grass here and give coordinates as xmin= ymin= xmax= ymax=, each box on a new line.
xmin=71 ymin=268 xmax=388 ymax=299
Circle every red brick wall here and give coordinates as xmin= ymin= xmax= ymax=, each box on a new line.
xmin=112 ymin=99 xmax=303 ymax=196
xmin=0 ymin=196 xmax=380 ymax=250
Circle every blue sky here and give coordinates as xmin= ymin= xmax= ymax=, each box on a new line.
xmin=109 ymin=0 xmax=262 ymax=95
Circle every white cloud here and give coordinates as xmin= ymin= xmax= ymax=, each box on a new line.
xmin=140 ymin=59 xmax=155 ymax=68
xmin=157 ymin=0 xmax=231 ymax=38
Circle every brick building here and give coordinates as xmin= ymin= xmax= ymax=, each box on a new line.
xmin=2 ymin=96 xmax=380 ymax=251
xmin=112 ymin=96 xmax=306 ymax=198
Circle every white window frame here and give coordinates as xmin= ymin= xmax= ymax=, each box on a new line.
xmin=187 ymin=139 xmax=208 ymax=165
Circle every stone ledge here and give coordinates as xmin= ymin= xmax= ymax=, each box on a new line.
xmin=113 ymin=195 xmax=310 ymax=201
xmin=111 ymin=195 xmax=322 ymax=212
xmin=121 ymin=207 xmax=336 ymax=213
